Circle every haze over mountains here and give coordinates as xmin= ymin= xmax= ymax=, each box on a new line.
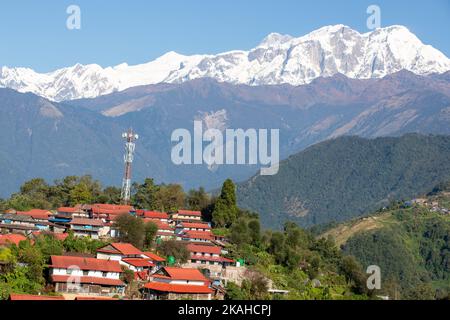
xmin=1 ymin=25 xmax=449 ymax=102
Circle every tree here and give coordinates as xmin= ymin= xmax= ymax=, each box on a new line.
xmin=132 ymin=178 xmax=158 ymax=209
xmin=69 ymin=182 xmax=93 ymax=205
xmin=157 ymin=240 xmax=190 ymax=264
xmin=212 ymin=179 xmax=238 ymax=227
xmin=113 ymin=214 xmax=145 ymax=249
xmin=339 ymin=255 xmax=368 ymax=295
xmin=186 ymin=187 xmax=211 ymax=211
xmin=144 ymin=221 xmax=158 ymax=249
xmin=153 ymin=184 xmax=185 ymax=212
xmin=96 ymin=186 xmax=121 ymax=204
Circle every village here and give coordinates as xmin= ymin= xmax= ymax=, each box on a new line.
xmin=0 ymin=204 xmax=248 ymax=300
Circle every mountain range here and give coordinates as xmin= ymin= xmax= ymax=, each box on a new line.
xmin=1 ymin=24 xmax=450 ymax=231
xmin=1 ymin=25 xmax=450 ymax=102
xmin=1 ymin=70 xmax=449 ymax=199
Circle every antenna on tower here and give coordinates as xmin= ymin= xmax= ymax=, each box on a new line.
xmin=120 ymin=128 xmax=139 ymax=205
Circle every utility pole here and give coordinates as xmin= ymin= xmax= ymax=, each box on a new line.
xmin=120 ymin=128 xmax=138 ymax=205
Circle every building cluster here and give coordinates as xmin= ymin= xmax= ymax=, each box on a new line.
xmin=0 ymin=204 xmax=245 ymax=300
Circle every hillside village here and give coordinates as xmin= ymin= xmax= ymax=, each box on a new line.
xmin=0 ymin=204 xmax=248 ymax=300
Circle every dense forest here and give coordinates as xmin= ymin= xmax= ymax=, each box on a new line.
xmin=322 ymin=181 xmax=450 ymax=300
xmin=238 ymin=134 xmax=450 ymax=228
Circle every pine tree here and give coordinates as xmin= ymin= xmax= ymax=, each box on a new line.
xmin=212 ymin=179 xmax=238 ymax=227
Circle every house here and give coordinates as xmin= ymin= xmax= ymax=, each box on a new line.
xmin=142 ymin=267 xmax=213 ymax=300
xmin=8 ymin=294 xmax=65 ymax=300
xmin=96 ymin=242 xmax=144 ymax=262
xmin=57 ymin=206 xmax=89 ymax=219
xmin=137 ymin=210 xmax=169 ymax=223
xmin=15 ymin=209 xmax=52 ymax=221
xmin=0 ymin=213 xmax=51 ymax=235
xmin=175 ymin=222 xmax=211 ymax=234
xmin=49 ymin=255 xmax=125 ymax=297
xmin=68 ymin=218 xmax=106 ymax=239
xmin=90 ymin=204 xmax=135 ymax=221
xmin=144 ymin=219 xmax=175 ymax=240
xmin=185 ymin=244 xmax=234 ymax=267
xmin=177 ymin=230 xmax=213 ymax=243
xmin=171 ymin=210 xmax=202 ymax=224
xmin=0 ymin=233 xmax=27 ymax=247
xmin=142 ymin=251 xmax=166 ymax=267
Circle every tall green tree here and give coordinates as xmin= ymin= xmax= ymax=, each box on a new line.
xmin=113 ymin=214 xmax=145 ymax=249
xmin=212 ymin=179 xmax=238 ymax=227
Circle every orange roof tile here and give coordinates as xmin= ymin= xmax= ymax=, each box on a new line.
xmin=186 ymin=244 xmax=221 ymax=255
xmin=162 ymin=267 xmax=209 ymax=282
xmin=177 ymin=210 xmax=202 ymax=216
xmin=0 ymin=234 xmax=27 ymax=246
xmin=179 ymin=222 xmax=210 ymax=229
xmin=122 ymin=258 xmax=155 ymax=267
xmin=142 ymin=211 xmax=168 ymax=219
xmin=50 ymin=255 xmax=123 ymax=273
xmin=144 ymin=282 xmax=212 ymax=294
xmin=9 ymin=294 xmax=65 ymax=300
xmin=142 ymin=252 xmax=166 ymax=262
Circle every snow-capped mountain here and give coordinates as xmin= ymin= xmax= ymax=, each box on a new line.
xmin=1 ymin=24 xmax=450 ymax=102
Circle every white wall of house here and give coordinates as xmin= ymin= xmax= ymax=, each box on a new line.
xmin=50 ymin=267 xmax=120 ymax=279
xmin=96 ymin=252 xmax=122 ymax=261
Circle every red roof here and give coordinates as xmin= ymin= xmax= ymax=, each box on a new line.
xmin=144 ymin=282 xmax=212 ymax=294
xmin=181 ymin=230 xmax=213 ymax=240
xmin=160 ymin=267 xmax=209 ymax=282
xmin=16 ymin=209 xmax=51 ymax=220
xmin=57 ymin=207 xmax=79 ymax=213
xmin=111 ymin=243 xmax=143 ymax=255
xmin=75 ymin=296 xmax=118 ymax=300
xmin=190 ymin=255 xmax=235 ymax=263
xmin=179 ymin=222 xmax=211 ymax=229
xmin=0 ymin=234 xmax=27 ymax=246
xmin=142 ymin=211 xmax=168 ymax=219
xmin=92 ymin=204 xmax=134 ymax=210
xmin=50 ymin=255 xmax=123 ymax=272
xmin=142 ymin=252 xmax=166 ymax=262
xmin=70 ymin=218 xmax=104 ymax=227
xmin=122 ymin=258 xmax=155 ymax=267
xmin=177 ymin=210 xmax=202 ymax=216
xmin=9 ymin=294 xmax=65 ymax=300
xmin=51 ymin=275 xmax=124 ymax=286
xmin=144 ymin=219 xmax=172 ymax=230
xmin=186 ymin=244 xmax=221 ymax=255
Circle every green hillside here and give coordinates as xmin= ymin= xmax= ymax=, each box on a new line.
xmin=238 ymin=134 xmax=450 ymax=228
xmin=321 ymin=182 xmax=450 ymax=299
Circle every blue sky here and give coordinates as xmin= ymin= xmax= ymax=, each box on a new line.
xmin=1 ymin=0 xmax=449 ymax=72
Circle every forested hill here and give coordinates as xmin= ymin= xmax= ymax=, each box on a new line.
xmin=319 ymin=182 xmax=450 ymax=299
xmin=237 ymin=134 xmax=450 ymax=228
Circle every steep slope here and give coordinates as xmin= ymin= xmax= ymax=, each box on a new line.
xmin=1 ymin=25 xmax=449 ymax=101
xmin=237 ymin=134 xmax=450 ymax=228
xmin=321 ymin=187 xmax=450 ymax=299
xmin=0 ymin=88 xmax=127 ymax=197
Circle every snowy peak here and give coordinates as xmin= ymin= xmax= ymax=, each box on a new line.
xmin=1 ymin=25 xmax=449 ymax=101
